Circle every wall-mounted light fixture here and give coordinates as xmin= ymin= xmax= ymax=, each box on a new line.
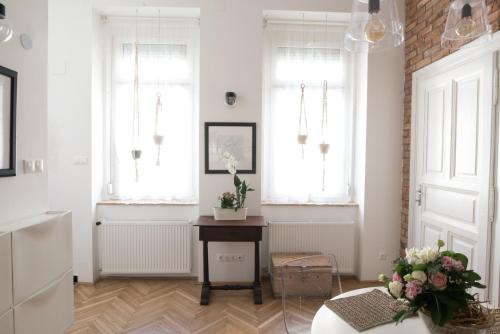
xmin=225 ymin=92 xmax=237 ymax=107
xmin=0 ymin=3 xmax=13 ymax=43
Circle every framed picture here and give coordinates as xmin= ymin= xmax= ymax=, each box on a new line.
xmin=0 ymin=66 xmax=17 ymax=177
xmin=205 ymin=122 xmax=256 ymax=174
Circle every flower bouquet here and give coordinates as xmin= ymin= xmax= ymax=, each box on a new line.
xmin=213 ymin=152 xmax=254 ymax=220
xmin=379 ymin=240 xmax=493 ymax=333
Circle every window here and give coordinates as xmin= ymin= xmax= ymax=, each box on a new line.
xmin=107 ymin=18 xmax=199 ymax=201
xmin=263 ymin=22 xmax=352 ymax=204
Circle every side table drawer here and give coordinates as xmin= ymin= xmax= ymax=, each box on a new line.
xmin=199 ymin=226 xmax=262 ymax=242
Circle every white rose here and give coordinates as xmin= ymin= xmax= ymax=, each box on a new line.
xmin=388 ymin=281 xmax=404 ymax=298
xmin=405 ymin=248 xmax=419 ymax=265
xmin=411 ymin=270 xmax=427 ymax=283
xmin=418 ymin=246 xmax=439 ymax=263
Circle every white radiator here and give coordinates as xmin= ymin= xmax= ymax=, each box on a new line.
xmin=98 ymin=220 xmax=192 ymax=275
xmin=269 ymin=220 xmax=356 ymax=274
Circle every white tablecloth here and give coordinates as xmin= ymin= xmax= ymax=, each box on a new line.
xmin=311 ymin=287 xmax=430 ymax=334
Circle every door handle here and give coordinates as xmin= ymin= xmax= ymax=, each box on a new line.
xmin=416 ymin=185 xmax=423 ymax=206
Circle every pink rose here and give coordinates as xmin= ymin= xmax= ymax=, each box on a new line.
xmin=452 ymin=260 xmax=464 ymax=272
xmin=392 ymin=272 xmax=402 ymax=282
xmin=441 ymin=256 xmax=453 ymax=270
xmin=405 ymin=281 xmax=422 ymax=300
xmin=430 ymin=272 xmax=447 ymax=290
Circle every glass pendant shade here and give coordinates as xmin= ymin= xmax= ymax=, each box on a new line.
xmin=345 ymin=0 xmax=404 ymax=53
xmin=441 ymin=0 xmax=491 ymax=48
xmin=0 ymin=4 xmax=13 ymax=43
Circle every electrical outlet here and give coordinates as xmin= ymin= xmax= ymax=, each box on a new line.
xmin=217 ymin=253 xmax=245 ymax=262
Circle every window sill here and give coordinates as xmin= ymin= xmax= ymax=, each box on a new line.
xmin=97 ymin=200 xmax=199 ymax=206
xmin=261 ymin=202 xmax=358 ymax=207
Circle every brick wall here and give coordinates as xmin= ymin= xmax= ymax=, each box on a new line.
xmin=401 ymin=0 xmax=500 ymax=255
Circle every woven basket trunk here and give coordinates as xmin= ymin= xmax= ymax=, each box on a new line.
xmin=270 ymin=252 xmax=332 ymax=298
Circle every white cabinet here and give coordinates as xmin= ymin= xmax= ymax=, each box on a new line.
xmin=0 ymin=233 xmax=12 ymax=315
xmin=12 ymin=212 xmax=72 ymax=304
xmin=14 ymin=270 xmax=73 ymax=334
xmin=0 ymin=310 xmax=14 ymax=334
xmin=0 ymin=211 xmax=73 ymax=334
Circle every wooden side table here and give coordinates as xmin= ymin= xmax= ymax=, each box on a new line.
xmin=194 ymin=216 xmax=267 ymax=305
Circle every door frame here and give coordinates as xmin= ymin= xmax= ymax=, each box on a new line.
xmin=409 ymin=31 xmax=500 ymax=306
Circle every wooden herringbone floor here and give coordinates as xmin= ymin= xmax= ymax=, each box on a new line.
xmin=67 ymin=277 xmax=379 ymax=334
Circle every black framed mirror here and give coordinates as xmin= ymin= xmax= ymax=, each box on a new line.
xmin=0 ymin=65 xmax=17 ymax=177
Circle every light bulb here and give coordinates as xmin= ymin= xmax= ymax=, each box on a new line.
xmin=455 ymin=4 xmax=476 ymax=37
xmin=364 ymin=13 xmax=386 ymax=43
xmin=455 ymin=16 xmax=476 ymax=37
xmin=0 ymin=4 xmax=12 ymax=43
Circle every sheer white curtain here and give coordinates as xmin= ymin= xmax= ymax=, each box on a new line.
xmin=263 ymin=22 xmax=352 ymax=203
xmin=107 ymin=18 xmax=199 ymax=201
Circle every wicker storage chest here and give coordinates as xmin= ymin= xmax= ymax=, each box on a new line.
xmin=270 ymin=252 xmax=332 ymax=298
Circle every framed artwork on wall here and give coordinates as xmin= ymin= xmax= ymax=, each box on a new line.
xmin=205 ymin=122 xmax=256 ymax=174
xmin=0 ymin=65 xmax=17 ymax=177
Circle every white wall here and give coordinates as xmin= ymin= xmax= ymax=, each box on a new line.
xmin=0 ymin=0 xmax=48 ymax=224
xmin=48 ymin=0 xmax=96 ymax=282
xmin=48 ymin=0 xmax=405 ymax=283
xmin=357 ymin=47 xmax=405 ymax=280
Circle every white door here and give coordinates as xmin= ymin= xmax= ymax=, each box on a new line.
xmin=412 ymin=52 xmax=497 ymax=299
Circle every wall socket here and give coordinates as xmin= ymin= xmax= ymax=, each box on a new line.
xmin=217 ymin=254 xmax=245 ymax=263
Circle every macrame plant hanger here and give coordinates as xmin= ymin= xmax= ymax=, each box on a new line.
xmin=153 ymin=9 xmax=164 ymax=166
xmin=319 ymin=14 xmax=330 ymax=191
xmin=131 ymin=10 xmax=142 ymax=182
xmin=297 ymin=13 xmax=308 ymax=159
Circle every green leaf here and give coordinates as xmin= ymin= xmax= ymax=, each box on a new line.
xmin=472 ymin=282 xmax=486 ymax=289
xmin=392 ymin=310 xmax=408 ymax=324
xmin=412 ymin=263 xmax=427 ymax=271
xmin=452 ymin=253 xmax=468 ymax=269
xmin=234 ymin=175 xmax=242 ymax=187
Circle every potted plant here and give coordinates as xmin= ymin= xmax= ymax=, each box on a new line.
xmin=379 ymin=240 xmax=494 ymax=333
xmin=213 ymin=152 xmax=254 ymax=221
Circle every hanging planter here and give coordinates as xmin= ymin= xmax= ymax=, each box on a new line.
xmin=297 ymin=82 xmax=308 ymax=158
xmin=131 ymin=12 xmax=142 ymax=182
xmin=153 ymin=95 xmax=165 ymax=166
xmin=319 ymin=80 xmax=330 ymax=191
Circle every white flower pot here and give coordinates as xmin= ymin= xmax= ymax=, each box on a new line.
xmin=213 ymin=207 xmax=248 ymax=221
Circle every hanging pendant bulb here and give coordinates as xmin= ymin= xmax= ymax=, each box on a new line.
xmin=364 ymin=0 xmax=386 ymax=43
xmin=0 ymin=4 xmax=13 ymax=43
xmin=319 ymin=80 xmax=330 ymax=192
xmin=441 ymin=0 xmax=491 ymax=49
xmin=297 ymin=82 xmax=308 ymax=159
xmin=345 ymin=0 xmax=404 ymax=53
xmin=131 ymin=11 xmax=142 ymax=182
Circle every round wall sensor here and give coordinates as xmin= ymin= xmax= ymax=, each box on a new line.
xmin=20 ymin=34 xmax=32 ymax=50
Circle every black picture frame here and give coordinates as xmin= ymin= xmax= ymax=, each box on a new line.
xmin=205 ymin=122 xmax=256 ymax=174
xmin=0 ymin=65 xmax=17 ymax=177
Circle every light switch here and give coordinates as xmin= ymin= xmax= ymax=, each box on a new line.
xmin=73 ymin=156 xmax=89 ymax=166
xmin=34 ymin=159 xmax=44 ymax=173
xmin=23 ymin=160 xmax=35 ymax=174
